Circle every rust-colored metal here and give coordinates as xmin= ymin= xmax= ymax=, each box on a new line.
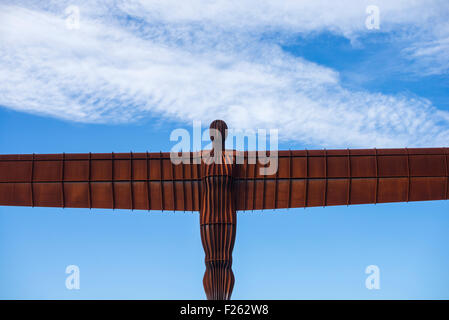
xmin=0 ymin=120 xmax=448 ymax=300
xmin=130 ymin=152 xmax=134 ymax=211
xmin=200 ymin=120 xmax=236 ymax=300
xmin=3 ymin=148 xmax=447 ymax=211
xmin=200 ymin=153 xmax=236 ymax=300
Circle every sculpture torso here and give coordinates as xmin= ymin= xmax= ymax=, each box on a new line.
xmin=200 ymin=153 xmax=236 ymax=300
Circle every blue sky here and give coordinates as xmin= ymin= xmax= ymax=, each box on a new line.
xmin=0 ymin=0 xmax=449 ymax=299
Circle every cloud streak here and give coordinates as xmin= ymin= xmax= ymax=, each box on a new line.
xmin=0 ymin=1 xmax=448 ymax=148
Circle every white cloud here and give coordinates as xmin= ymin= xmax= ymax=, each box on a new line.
xmin=0 ymin=1 xmax=448 ymax=148
xmin=118 ymin=0 xmax=443 ymax=35
xmin=403 ymin=22 xmax=449 ymax=75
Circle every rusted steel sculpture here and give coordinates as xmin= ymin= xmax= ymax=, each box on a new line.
xmin=201 ymin=120 xmax=236 ymax=300
xmin=0 ymin=120 xmax=448 ymax=300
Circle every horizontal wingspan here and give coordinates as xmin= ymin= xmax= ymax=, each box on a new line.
xmin=234 ymin=148 xmax=449 ymax=210
xmin=1 ymin=148 xmax=448 ymax=211
xmin=0 ymin=152 xmax=202 ymax=211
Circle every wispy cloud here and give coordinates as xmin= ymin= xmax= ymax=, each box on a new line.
xmin=0 ymin=1 xmax=448 ymax=148
xmin=403 ymin=22 xmax=449 ymax=75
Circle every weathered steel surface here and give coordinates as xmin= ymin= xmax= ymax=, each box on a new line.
xmin=0 ymin=152 xmax=202 ymax=211
xmin=1 ymin=148 xmax=447 ymax=210
xmin=200 ymin=153 xmax=236 ymax=300
xmin=200 ymin=120 xmax=236 ymax=300
xmin=234 ymin=148 xmax=449 ymax=210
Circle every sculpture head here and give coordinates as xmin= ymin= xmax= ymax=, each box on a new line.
xmin=209 ymin=119 xmax=228 ymax=151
